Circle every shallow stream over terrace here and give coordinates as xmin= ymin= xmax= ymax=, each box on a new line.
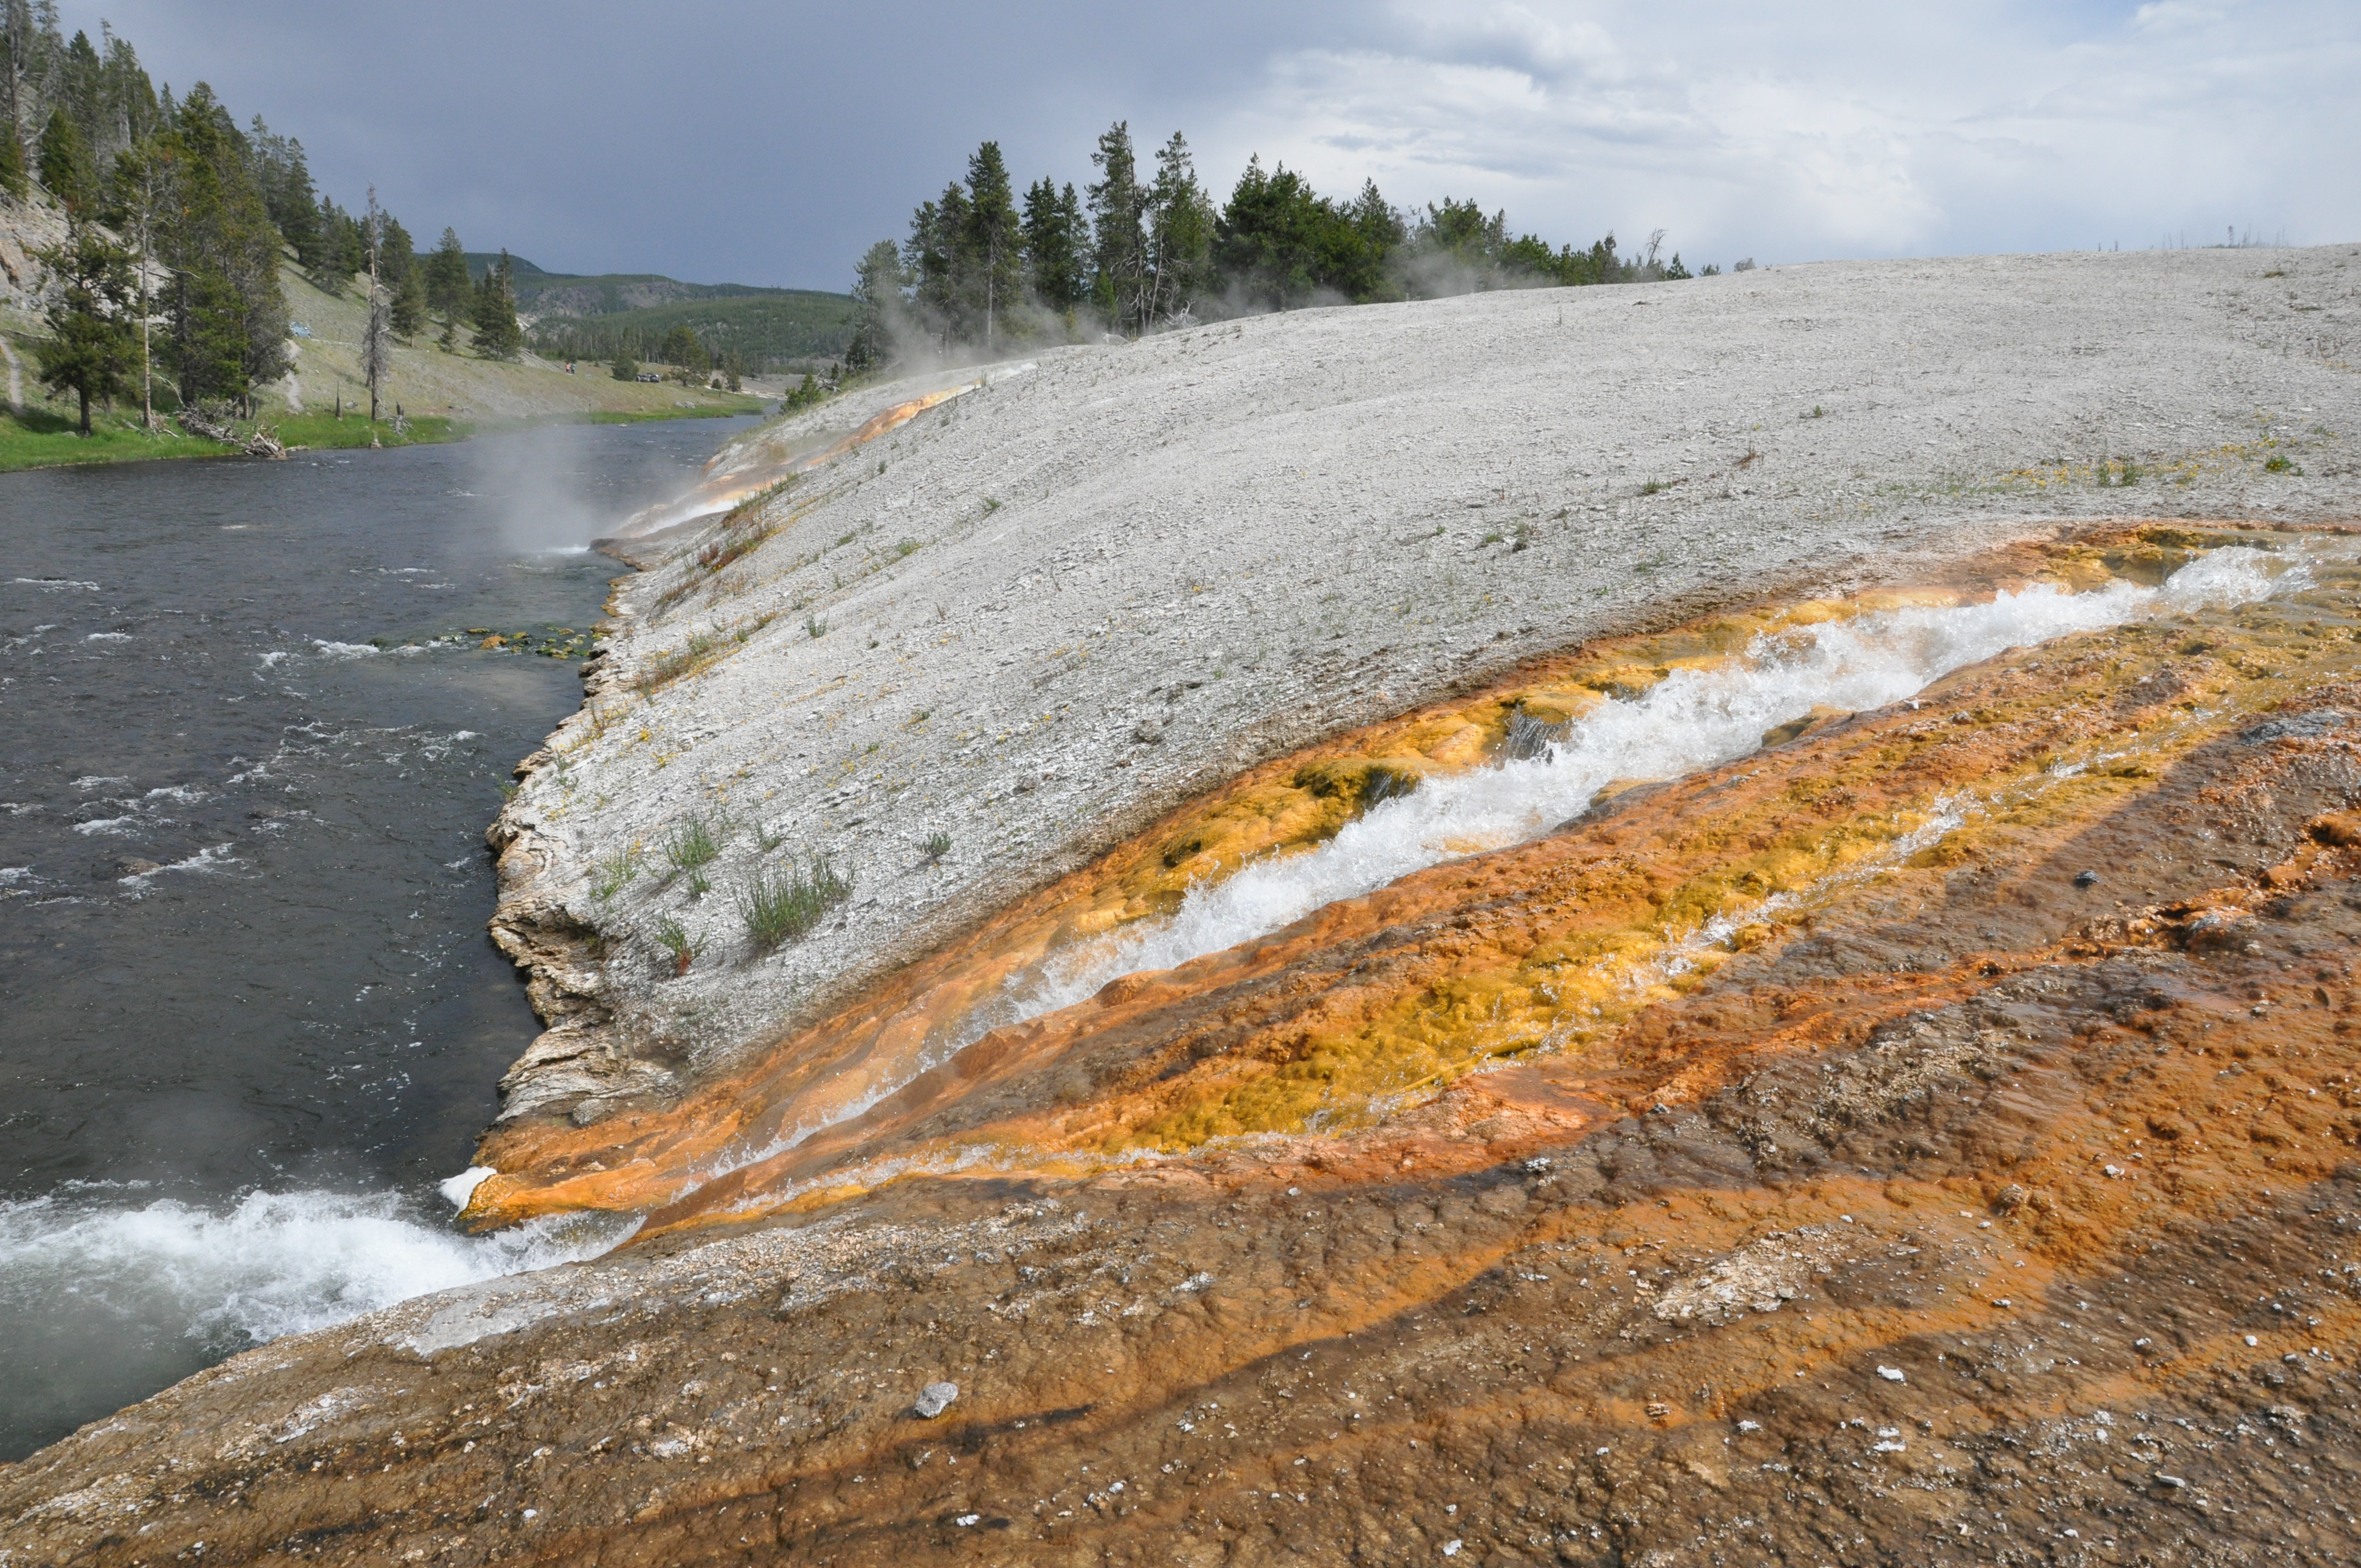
xmin=0 ymin=417 xmax=754 ymax=1460
xmin=463 ymin=535 xmax=2324 ymax=1240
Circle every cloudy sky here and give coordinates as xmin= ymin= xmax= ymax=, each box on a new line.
xmin=65 ymin=1 xmax=2360 ymax=291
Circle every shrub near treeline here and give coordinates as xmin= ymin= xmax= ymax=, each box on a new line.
xmin=851 ymin=120 xmax=1716 ymax=366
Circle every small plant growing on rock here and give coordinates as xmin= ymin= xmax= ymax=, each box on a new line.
xmin=662 ymin=814 xmax=725 ymax=883
xmin=921 ymin=831 xmax=951 ymax=863
xmin=737 ymin=857 xmax=853 ymax=951
xmin=655 ymin=917 xmax=699 ymax=976
xmin=635 ymin=632 xmax=719 ymax=693
xmin=590 ymin=848 xmax=639 ymax=902
xmin=806 ymin=614 xmax=828 ymax=640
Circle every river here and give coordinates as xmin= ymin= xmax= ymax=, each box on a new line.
xmin=0 ymin=416 xmax=751 ymax=1461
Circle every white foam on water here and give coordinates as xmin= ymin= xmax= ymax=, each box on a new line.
xmin=71 ymin=814 xmax=140 ymax=836
xmin=9 ymin=578 xmax=100 ymax=591
xmin=312 ymin=640 xmax=383 ymax=658
xmin=1006 ymin=547 xmax=2296 ymax=1026
xmin=0 ymin=1189 xmax=629 ymax=1353
xmin=117 ymin=843 xmax=241 ymax=895
xmin=84 ymin=631 xmax=132 ymax=643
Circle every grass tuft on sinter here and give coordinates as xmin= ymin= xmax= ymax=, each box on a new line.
xmin=737 ymin=857 xmax=853 ymax=951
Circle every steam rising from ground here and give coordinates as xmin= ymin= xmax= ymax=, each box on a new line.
xmin=999 ymin=548 xmax=2294 ymax=1026
xmin=463 ymin=423 xmax=748 ymax=553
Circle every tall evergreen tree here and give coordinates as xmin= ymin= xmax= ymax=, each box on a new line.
xmin=33 ymin=216 xmax=137 ymax=433
xmin=422 ymin=226 xmax=470 ymax=328
xmin=1087 ymin=121 xmax=1147 ymax=335
xmin=52 ymin=23 xmax=95 ymax=145
xmin=152 ymin=84 xmax=290 ymax=413
xmin=470 ymin=249 xmax=522 ymax=360
xmin=378 ymin=214 xmax=414 ymax=293
xmin=961 ymin=140 xmax=1020 ymax=349
xmin=93 ymin=25 xmax=156 ymax=165
xmin=1144 ymin=131 xmax=1214 ymax=325
xmin=306 ymin=194 xmax=365 ymax=288
xmin=247 ymin=117 xmax=318 ymax=259
xmin=906 ymin=182 xmax=970 ymax=346
xmin=1 ymin=0 xmax=62 ymax=202
xmin=1338 ymin=180 xmax=1406 ymax=298
xmin=34 ymin=100 xmax=85 ymax=210
xmin=845 ymin=237 xmax=905 ymax=372
xmin=391 ymin=257 xmax=427 ymax=338
xmin=0 ymin=104 xmax=19 ymax=196
xmin=656 ymin=322 xmax=708 ymax=382
xmin=1021 ymin=177 xmax=1086 ymax=318
xmin=1215 ymin=156 xmax=1343 ymax=311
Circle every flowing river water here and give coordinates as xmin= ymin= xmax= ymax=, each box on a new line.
xmin=0 ymin=417 xmax=755 ymax=1461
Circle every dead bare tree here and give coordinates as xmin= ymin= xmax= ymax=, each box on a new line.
xmin=358 ymin=187 xmax=391 ymax=422
xmin=112 ymin=141 xmax=163 ymax=427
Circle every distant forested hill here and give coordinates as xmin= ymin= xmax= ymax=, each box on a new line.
xmin=468 ymin=254 xmax=857 ymax=372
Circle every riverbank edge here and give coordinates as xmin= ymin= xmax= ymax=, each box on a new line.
xmin=0 ymin=397 xmax=766 ymax=475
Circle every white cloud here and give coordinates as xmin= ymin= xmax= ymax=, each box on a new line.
xmin=1196 ymin=0 xmax=2361 ymax=265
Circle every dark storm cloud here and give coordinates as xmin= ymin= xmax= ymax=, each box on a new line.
xmin=65 ymin=0 xmax=1367 ymax=288
xmin=58 ymin=2 xmax=2361 ymax=288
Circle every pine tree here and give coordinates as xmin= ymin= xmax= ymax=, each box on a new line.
xmin=34 ymin=217 xmax=137 ymax=433
xmin=0 ymin=111 xmax=23 ymax=198
xmin=1214 ymin=156 xmax=1336 ymax=311
xmin=962 ymin=141 xmax=1020 ymax=350
xmin=248 ymin=118 xmax=318 ymax=260
xmin=93 ymin=25 xmax=156 ymax=165
xmin=1087 ymin=121 xmax=1146 ymax=335
xmin=378 ymin=214 xmax=413 ymax=293
xmin=53 ymin=24 xmax=95 ymax=151
xmin=1 ymin=0 xmax=61 ymax=203
xmin=36 ymin=102 xmax=89 ymax=211
xmin=656 ymin=323 xmax=708 ymax=383
xmin=423 ymin=227 xmax=468 ymax=347
xmin=907 ymin=182 xmax=970 ymax=346
xmin=391 ymin=261 xmax=427 ymax=338
xmin=304 ymin=194 xmax=358 ymax=288
xmin=610 ymin=352 xmax=637 ymax=382
xmin=1022 ymin=177 xmax=1086 ymax=319
xmin=153 ymin=84 xmax=290 ymax=414
xmin=1144 ymin=131 xmax=1214 ymax=326
xmin=470 ymin=249 xmax=522 ymax=360
xmin=845 ymin=237 xmax=904 ymax=372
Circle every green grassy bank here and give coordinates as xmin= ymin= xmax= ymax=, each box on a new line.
xmin=0 ymin=393 xmax=760 ymax=474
